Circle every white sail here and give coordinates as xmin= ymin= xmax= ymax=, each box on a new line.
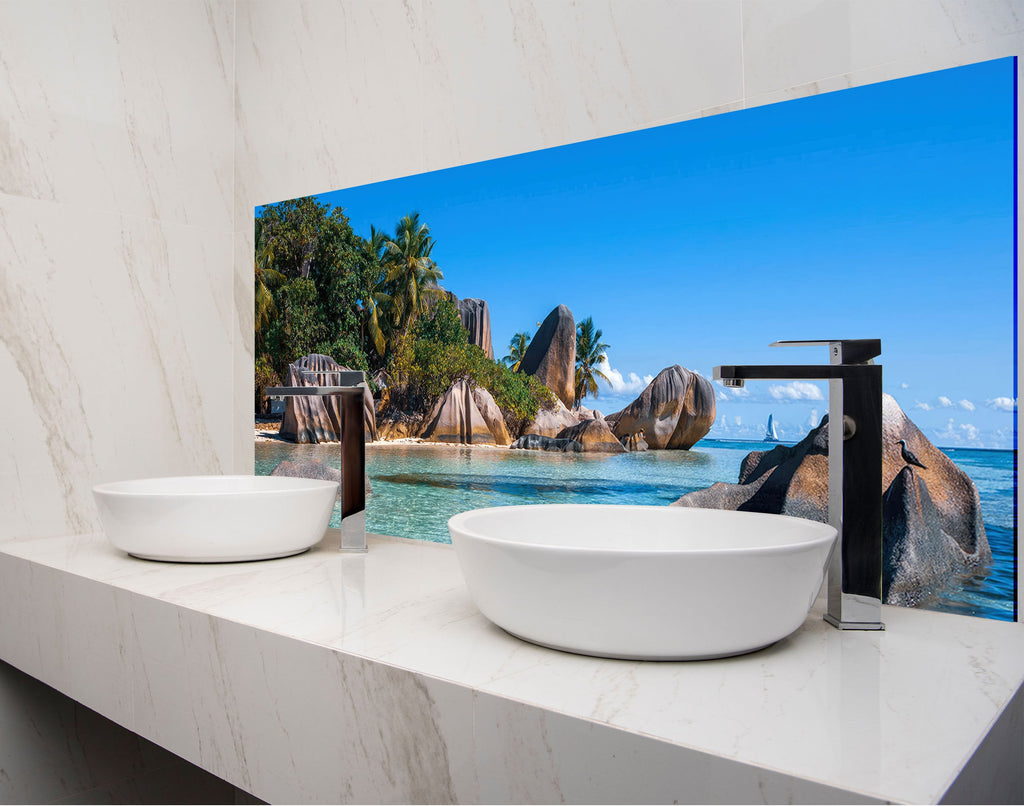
xmin=764 ymin=414 xmax=779 ymax=442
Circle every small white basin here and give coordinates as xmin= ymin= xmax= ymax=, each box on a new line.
xmin=449 ymin=504 xmax=837 ymax=660
xmin=93 ymin=475 xmax=338 ymax=562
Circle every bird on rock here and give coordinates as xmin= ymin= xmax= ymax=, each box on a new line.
xmin=895 ymin=439 xmax=927 ymax=470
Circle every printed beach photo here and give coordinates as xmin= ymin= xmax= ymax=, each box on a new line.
xmin=255 ymin=57 xmax=1017 ymax=622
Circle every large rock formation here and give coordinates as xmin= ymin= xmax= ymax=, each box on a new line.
xmin=375 ymin=412 xmax=425 ymax=441
xmin=279 ymin=354 xmax=377 ymax=444
xmin=672 ymin=394 xmax=990 ymax=604
xmin=556 ymin=417 xmax=625 ymax=453
xmin=518 ymin=304 xmax=576 ymax=408
xmin=470 ymin=384 xmax=512 ymax=446
xmin=420 ymin=380 xmax=511 ymax=445
xmin=611 ymin=365 xmax=715 ymax=450
xmin=439 ymin=292 xmax=493 ymax=358
xmin=523 ymin=397 xmax=581 ymax=438
xmin=457 ymin=298 xmax=493 ymax=359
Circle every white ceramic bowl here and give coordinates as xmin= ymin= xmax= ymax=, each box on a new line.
xmin=449 ymin=504 xmax=837 ymax=660
xmin=93 ymin=475 xmax=338 ymax=562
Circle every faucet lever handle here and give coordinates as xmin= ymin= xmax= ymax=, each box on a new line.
xmin=770 ymin=339 xmax=880 ymax=365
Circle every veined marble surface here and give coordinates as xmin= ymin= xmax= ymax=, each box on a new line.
xmin=0 ymin=531 xmax=1021 ymax=804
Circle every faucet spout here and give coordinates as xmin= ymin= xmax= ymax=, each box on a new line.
xmin=264 ymin=370 xmax=368 ymax=554
xmin=716 ymin=340 xmax=884 ymax=630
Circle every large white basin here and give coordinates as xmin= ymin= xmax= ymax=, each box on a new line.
xmin=93 ymin=475 xmax=338 ymax=562
xmin=449 ymin=504 xmax=838 ymax=660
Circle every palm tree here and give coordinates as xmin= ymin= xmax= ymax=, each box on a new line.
xmin=254 ymin=218 xmax=285 ymax=354
xmin=381 ymin=212 xmax=444 ymax=338
xmin=574 ymin=316 xmax=610 ymax=408
xmin=503 ymin=332 xmax=532 ymax=371
xmin=361 ymin=225 xmax=392 ymax=358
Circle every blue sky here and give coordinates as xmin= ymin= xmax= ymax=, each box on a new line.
xmin=308 ymin=57 xmax=1016 ymax=448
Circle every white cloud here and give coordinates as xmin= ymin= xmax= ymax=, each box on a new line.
xmin=986 ymin=397 xmax=1016 ymax=412
xmin=595 ymin=357 xmax=653 ymax=395
xmin=933 ymin=418 xmax=980 ymax=446
xmin=767 ymin=381 xmax=825 ymax=401
xmin=957 ymin=399 xmax=975 ymax=412
xmin=807 ymin=409 xmax=820 ymax=428
xmin=717 ymin=390 xmax=729 ymax=401
xmin=901 ymin=382 xmax=909 ymax=389
xmin=938 ymin=396 xmax=953 ymax=408
xmin=914 ymin=400 xmax=932 ymax=411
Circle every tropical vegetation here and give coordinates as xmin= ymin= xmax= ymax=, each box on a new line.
xmin=574 ymin=316 xmax=610 ymax=408
xmin=253 ymin=198 xmax=553 ymax=431
xmin=502 ymin=332 xmax=531 ymax=371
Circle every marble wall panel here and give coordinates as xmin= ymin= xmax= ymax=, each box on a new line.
xmin=742 ymin=0 xmax=1024 ymax=108
xmin=1 ymin=0 xmax=236 ymax=541
xmin=0 ymin=194 xmax=234 ymax=539
xmin=0 ymin=0 xmax=234 ymax=227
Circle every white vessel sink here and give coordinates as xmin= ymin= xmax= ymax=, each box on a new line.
xmin=449 ymin=504 xmax=837 ymax=660
xmin=93 ymin=475 xmax=338 ymax=562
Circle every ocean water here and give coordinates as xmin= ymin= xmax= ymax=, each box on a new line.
xmin=255 ymin=438 xmax=1016 ymax=622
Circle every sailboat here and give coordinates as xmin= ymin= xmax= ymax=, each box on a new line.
xmin=764 ymin=414 xmax=780 ymax=443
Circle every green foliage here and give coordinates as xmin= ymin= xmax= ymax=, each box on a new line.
xmin=254 ymin=355 xmax=281 ymax=415
xmin=257 ymin=197 xmax=355 ymax=281
xmin=315 ymin=333 xmax=368 ymax=373
xmin=574 ymin=316 xmax=610 ymax=409
xmin=472 ymin=355 xmax=556 ymax=432
xmin=415 ymin=298 xmax=468 ymax=347
xmin=387 ymin=302 xmax=554 ymax=430
xmin=257 ymin=198 xmax=378 ymax=377
xmin=502 ymin=331 xmax=532 ymax=371
xmin=273 ymin=278 xmax=329 ymax=367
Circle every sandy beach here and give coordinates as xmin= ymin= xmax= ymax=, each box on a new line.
xmin=254 ymin=425 xmax=509 ymax=451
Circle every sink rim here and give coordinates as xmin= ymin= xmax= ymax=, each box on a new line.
xmin=449 ymin=503 xmax=837 ymax=555
xmin=93 ymin=474 xmax=338 ymax=497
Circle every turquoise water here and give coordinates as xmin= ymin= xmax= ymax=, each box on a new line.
xmin=255 ymin=438 xmax=1016 ymax=622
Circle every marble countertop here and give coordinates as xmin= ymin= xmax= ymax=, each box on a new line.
xmin=1 ymin=531 xmax=1022 ymax=804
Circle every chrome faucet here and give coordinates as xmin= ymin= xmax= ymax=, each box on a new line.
xmin=265 ymin=370 xmax=368 ymax=553
xmin=714 ymin=340 xmax=884 ymax=630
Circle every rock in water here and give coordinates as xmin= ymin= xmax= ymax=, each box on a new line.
xmin=421 ymin=380 xmax=496 ymax=445
xmin=556 ymin=418 xmax=625 ymax=453
xmin=518 ymin=304 xmax=576 ymax=408
xmin=458 ymin=298 xmax=493 ymax=359
xmin=673 ymin=394 xmax=989 ymax=604
xmin=279 ymin=354 xmax=378 ymax=443
xmin=523 ymin=397 xmax=581 ymax=438
xmin=620 ymin=430 xmax=649 ymax=452
xmin=883 ymin=466 xmax=982 ymax=606
xmin=270 ymin=458 xmax=372 ymax=495
xmin=510 ymin=434 xmax=582 ymax=452
xmin=611 ymin=365 xmax=716 ymax=450
xmin=878 ymin=395 xmax=987 ymax=561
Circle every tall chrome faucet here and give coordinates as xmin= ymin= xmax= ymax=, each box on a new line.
xmin=265 ymin=370 xmax=368 ymax=553
xmin=714 ymin=340 xmax=884 ymax=630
